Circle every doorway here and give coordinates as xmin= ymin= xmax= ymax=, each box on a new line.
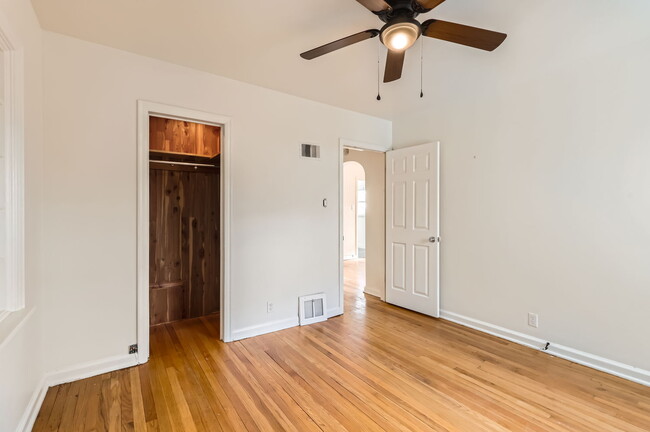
xmin=343 ymin=161 xmax=365 ymax=261
xmin=148 ymin=116 xmax=221 ymax=327
xmin=343 ymin=160 xmax=366 ymax=299
xmin=342 ymin=146 xmax=386 ymax=301
xmin=137 ymin=102 xmax=232 ymax=363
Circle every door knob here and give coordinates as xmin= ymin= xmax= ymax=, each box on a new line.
xmin=429 ymin=237 xmax=437 ymax=243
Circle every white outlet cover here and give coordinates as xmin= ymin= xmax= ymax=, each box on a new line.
xmin=528 ymin=313 xmax=539 ymax=328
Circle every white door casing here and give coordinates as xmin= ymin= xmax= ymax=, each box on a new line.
xmin=386 ymin=142 xmax=440 ymax=317
xmin=137 ymin=101 xmax=232 ymax=363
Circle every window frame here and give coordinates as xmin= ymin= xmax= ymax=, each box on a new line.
xmin=0 ymin=21 xmax=25 ymax=320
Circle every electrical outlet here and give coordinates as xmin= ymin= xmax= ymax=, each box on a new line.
xmin=267 ymin=302 xmax=273 ymax=313
xmin=528 ymin=312 xmax=539 ymax=328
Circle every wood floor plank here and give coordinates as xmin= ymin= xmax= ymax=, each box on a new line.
xmin=273 ymin=331 xmax=437 ymax=432
xmin=70 ymin=379 xmax=90 ymax=432
xmin=308 ymin=319 xmax=557 ymax=430
xmin=82 ymin=375 xmax=106 ymax=432
xmin=147 ymin=326 xmax=184 ymax=432
xmin=241 ymin=337 xmax=352 ymax=432
xmin=177 ymin=318 xmax=266 ymax=431
xmin=162 ymin=323 xmax=223 ymax=432
xmin=264 ymin=339 xmax=387 ymax=432
xmin=189 ymin=328 xmax=282 ymax=431
xmin=58 ymin=380 xmax=83 ymax=431
xmin=45 ymin=382 xmax=70 ymax=431
xmin=171 ymin=320 xmax=248 ymax=432
xmin=34 ymin=259 xmax=650 ymax=432
xmin=32 ymin=386 xmax=59 ymax=431
xmin=228 ymin=342 xmax=322 ymax=432
xmin=129 ymin=368 xmax=148 ymax=432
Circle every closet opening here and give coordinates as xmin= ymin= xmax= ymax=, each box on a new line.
xmin=148 ymin=116 xmax=221 ymax=331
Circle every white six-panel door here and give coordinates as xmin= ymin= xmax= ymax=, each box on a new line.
xmin=386 ymin=142 xmax=440 ymax=317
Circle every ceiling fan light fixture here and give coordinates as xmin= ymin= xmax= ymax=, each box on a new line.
xmin=380 ymin=20 xmax=421 ymax=52
xmin=299 ymin=0 xmax=508 ymax=85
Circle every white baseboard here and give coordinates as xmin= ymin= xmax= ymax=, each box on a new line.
xmin=46 ymin=354 xmax=138 ymax=387
xmin=232 ymin=307 xmax=344 ymax=342
xmin=545 ymin=343 xmax=650 ymax=387
xmin=231 ymin=317 xmax=299 ymax=341
xmin=15 ymin=376 xmax=47 ymax=432
xmin=327 ymin=306 xmax=343 ymax=318
xmin=440 ymin=310 xmax=650 ymax=387
xmin=441 ymin=310 xmax=547 ymax=350
xmin=16 ymin=354 xmax=137 ymax=432
xmin=363 ymin=286 xmax=382 ymax=298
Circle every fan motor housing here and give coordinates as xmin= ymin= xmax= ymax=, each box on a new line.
xmin=376 ymin=0 xmax=428 ymax=23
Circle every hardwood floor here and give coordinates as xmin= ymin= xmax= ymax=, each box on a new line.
xmin=34 ymin=260 xmax=650 ymax=431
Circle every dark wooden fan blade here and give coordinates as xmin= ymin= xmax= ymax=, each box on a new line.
xmin=300 ymin=30 xmax=380 ymax=60
xmin=422 ymin=19 xmax=507 ymax=51
xmin=415 ymin=0 xmax=447 ymax=11
xmin=384 ymin=50 xmax=405 ymax=83
xmin=356 ymin=0 xmax=391 ymax=13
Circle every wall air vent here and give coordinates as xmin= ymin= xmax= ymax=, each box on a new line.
xmin=299 ymin=293 xmax=327 ymax=326
xmin=301 ymin=143 xmax=321 ymax=159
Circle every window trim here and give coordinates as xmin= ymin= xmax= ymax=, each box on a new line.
xmin=0 ymin=20 xmax=25 ymax=317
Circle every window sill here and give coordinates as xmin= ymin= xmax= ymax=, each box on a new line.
xmin=0 ymin=308 xmax=32 ymax=349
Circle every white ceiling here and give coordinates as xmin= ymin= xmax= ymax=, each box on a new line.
xmin=31 ymin=0 xmax=519 ymax=120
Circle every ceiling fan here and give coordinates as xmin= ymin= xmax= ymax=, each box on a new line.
xmin=300 ymin=0 xmax=507 ymax=83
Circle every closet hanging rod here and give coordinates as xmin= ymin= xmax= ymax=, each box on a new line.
xmin=150 ymin=160 xmax=217 ymax=168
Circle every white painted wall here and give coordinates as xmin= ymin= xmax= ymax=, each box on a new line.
xmin=393 ymin=0 xmax=650 ymax=372
xmin=0 ymin=0 xmax=45 ymax=430
xmin=40 ymin=31 xmax=391 ymax=372
xmin=0 ymin=49 xmax=5 ymax=309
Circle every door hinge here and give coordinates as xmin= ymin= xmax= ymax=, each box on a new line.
xmin=129 ymin=344 xmax=138 ymax=354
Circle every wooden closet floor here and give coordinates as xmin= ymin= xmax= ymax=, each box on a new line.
xmin=33 ymin=260 xmax=650 ymax=431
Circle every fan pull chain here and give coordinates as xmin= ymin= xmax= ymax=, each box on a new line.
xmin=420 ymin=37 xmax=424 ymax=98
xmin=377 ymin=41 xmax=382 ymax=101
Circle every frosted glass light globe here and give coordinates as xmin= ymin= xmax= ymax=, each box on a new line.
xmin=381 ymin=21 xmax=421 ymax=52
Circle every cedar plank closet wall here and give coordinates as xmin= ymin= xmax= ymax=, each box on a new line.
xmin=149 ymin=117 xmax=221 ymax=325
